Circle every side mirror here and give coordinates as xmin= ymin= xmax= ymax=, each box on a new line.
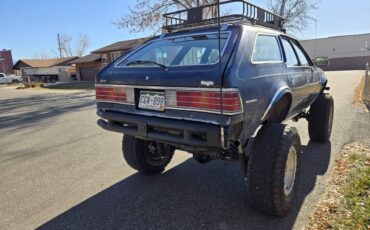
xmin=314 ymin=57 xmax=330 ymax=67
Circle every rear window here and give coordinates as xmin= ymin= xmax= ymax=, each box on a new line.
xmin=117 ymin=33 xmax=229 ymax=67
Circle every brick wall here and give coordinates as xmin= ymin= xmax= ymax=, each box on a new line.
xmin=322 ymin=56 xmax=370 ymax=71
xmin=75 ymin=62 xmax=101 ymax=69
xmin=0 ymin=50 xmax=14 ymax=74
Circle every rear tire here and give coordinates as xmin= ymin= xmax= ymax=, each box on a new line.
xmin=308 ymin=94 xmax=334 ymax=142
xmin=247 ymin=123 xmax=301 ymax=216
xmin=122 ymin=135 xmax=174 ymax=174
xmin=12 ymin=80 xmax=19 ymax=84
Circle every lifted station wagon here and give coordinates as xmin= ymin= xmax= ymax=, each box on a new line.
xmin=96 ymin=0 xmax=334 ymax=216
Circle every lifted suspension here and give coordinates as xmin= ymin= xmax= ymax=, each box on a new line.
xmin=292 ymin=111 xmax=309 ymax=122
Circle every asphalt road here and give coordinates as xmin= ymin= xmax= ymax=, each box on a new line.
xmin=0 ymin=71 xmax=369 ymax=230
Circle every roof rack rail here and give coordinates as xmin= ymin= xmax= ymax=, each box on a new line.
xmin=162 ymin=0 xmax=285 ymax=32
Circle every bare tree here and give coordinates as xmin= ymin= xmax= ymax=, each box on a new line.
xmin=270 ymin=0 xmax=319 ymax=32
xmin=33 ymin=52 xmax=51 ymax=59
xmin=58 ymin=34 xmax=74 ymax=57
xmin=115 ymin=0 xmax=318 ymax=34
xmin=75 ymin=34 xmax=90 ymax=57
xmin=114 ymin=0 xmax=217 ymax=34
xmin=57 ymin=33 xmax=91 ymax=57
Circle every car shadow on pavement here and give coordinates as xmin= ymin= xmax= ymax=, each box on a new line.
xmin=0 ymin=92 xmax=95 ymax=133
xmin=38 ymin=141 xmax=331 ymax=230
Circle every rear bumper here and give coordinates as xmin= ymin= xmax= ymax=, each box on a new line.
xmin=97 ymin=110 xmax=223 ymax=148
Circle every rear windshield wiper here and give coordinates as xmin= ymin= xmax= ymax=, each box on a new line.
xmin=126 ymin=60 xmax=167 ymax=69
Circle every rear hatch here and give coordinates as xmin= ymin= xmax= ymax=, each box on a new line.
xmin=96 ymin=26 xmax=240 ymax=87
xmin=96 ymin=26 xmax=242 ymax=125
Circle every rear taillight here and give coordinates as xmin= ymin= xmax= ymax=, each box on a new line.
xmin=96 ymin=85 xmax=243 ymax=115
xmin=96 ymin=86 xmax=134 ymax=104
xmin=167 ymin=89 xmax=243 ymax=114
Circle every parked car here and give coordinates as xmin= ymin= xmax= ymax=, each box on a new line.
xmin=0 ymin=73 xmax=23 ymax=84
xmin=95 ymin=0 xmax=334 ymax=216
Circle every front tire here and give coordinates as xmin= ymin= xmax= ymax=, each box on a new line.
xmin=308 ymin=94 xmax=334 ymax=142
xmin=122 ymin=135 xmax=174 ymax=174
xmin=247 ymin=123 xmax=301 ymax=216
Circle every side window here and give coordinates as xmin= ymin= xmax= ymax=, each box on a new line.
xmin=252 ymin=35 xmax=282 ymax=63
xmin=291 ymin=42 xmax=311 ymax=66
xmin=281 ymin=38 xmax=299 ymax=67
xmin=0 ymin=74 xmax=4 ymax=78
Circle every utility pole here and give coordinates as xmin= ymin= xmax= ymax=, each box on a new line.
xmin=278 ymin=0 xmax=286 ymax=27
xmin=314 ymin=18 xmax=318 ymax=58
xmin=57 ymin=33 xmax=62 ymax=58
xmin=279 ymin=0 xmax=286 ymax=17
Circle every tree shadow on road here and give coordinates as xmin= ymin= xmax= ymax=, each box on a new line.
xmin=0 ymin=92 xmax=95 ymax=133
xmin=38 ymin=141 xmax=331 ymax=230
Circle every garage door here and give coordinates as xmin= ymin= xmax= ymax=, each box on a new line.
xmin=80 ymin=68 xmax=100 ymax=82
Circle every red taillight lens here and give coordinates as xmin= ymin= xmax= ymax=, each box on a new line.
xmin=96 ymin=86 xmax=134 ymax=104
xmin=96 ymin=85 xmax=242 ymax=114
xmin=174 ymin=90 xmax=242 ymax=114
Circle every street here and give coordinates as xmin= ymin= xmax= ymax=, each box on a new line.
xmin=0 ymin=71 xmax=369 ymax=230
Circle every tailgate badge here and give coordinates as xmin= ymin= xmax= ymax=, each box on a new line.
xmin=200 ymin=81 xmax=214 ymax=87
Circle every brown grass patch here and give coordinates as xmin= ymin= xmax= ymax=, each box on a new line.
xmin=21 ymin=82 xmax=44 ymax=88
xmin=354 ymin=76 xmax=365 ymax=105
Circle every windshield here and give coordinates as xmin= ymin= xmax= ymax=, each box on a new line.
xmin=117 ymin=33 xmax=229 ymax=67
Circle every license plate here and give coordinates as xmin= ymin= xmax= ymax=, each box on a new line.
xmin=138 ymin=91 xmax=165 ymax=111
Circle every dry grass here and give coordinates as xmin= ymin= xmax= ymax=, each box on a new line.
xmin=306 ymin=141 xmax=370 ymax=230
xmin=354 ymin=76 xmax=365 ymax=105
xmin=17 ymin=82 xmax=44 ymax=89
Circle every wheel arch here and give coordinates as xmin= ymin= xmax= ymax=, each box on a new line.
xmin=261 ymin=87 xmax=292 ymax=123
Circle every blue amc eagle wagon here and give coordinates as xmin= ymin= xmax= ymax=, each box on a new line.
xmin=95 ymin=0 xmax=334 ymax=217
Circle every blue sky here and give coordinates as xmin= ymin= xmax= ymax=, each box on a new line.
xmin=1 ymin=0 xmax=369 ymax=60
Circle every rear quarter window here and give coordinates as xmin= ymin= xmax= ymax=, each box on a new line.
xmin=281 ymin=38 xmax=299 ymax=67
xmin=252 ymin=35 xmax=282 ymax=63
xmin=291 ymin=42 xmax=311 ymax=66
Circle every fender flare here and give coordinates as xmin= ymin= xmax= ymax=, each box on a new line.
xmin=261 ymin=86 xmax=292 ymax=122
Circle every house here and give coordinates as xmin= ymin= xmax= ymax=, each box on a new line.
xmin=67 ymin=53 xmax=102 ymax=82
xmin=0 ymin=49 xmax=14 ymax=74
xmin=12 ymin=57 xmax=78 ymax=82
xmin=92 ymin=37 xmax=149 ymax=67
xmin=67 ymin=37 xmax=149 ymax=82
xmin=301 ymin=33 xmax=370 ymax=71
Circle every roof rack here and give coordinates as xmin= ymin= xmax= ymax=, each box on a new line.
xmin=163 ymin=0 xmax=285 ymax=32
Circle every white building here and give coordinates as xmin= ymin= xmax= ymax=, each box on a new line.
xmin=301 ymin=33 xmax=370 ymax=71
xmin=13 ymin=57 xmax=78 ymax=82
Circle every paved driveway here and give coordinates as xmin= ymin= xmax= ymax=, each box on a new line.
xmin=0 ymin=71 xmax=369 ymax=230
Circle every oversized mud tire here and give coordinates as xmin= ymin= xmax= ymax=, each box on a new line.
xmin=308 ymin=93 xmax=334 ymax=142
xmin=122 ymin=135 xmax=174 ymax=174
xmin=247 ymin=123 xmax=301 ymax=216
